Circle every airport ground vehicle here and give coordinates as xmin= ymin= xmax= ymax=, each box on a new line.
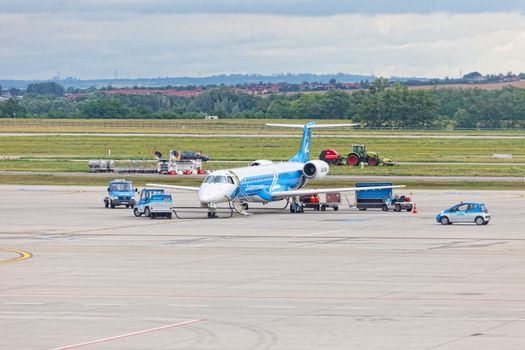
xmin=319 ymin=144 xmax=395 ymax=166
xmin=157 ymin=159 xmax=203 ymax=175
xmin=133 ymin=188 xmax=173 ymax=219
xmin=89 ymin=159 xmax=115 ymax=173
xmin=383 ymin=194 xmax=413 ymax=212
xmin=322 ymin=193 xmax=341 ymax=211
xmin=355 ymin=182 xmax=411 ymax=211
xmin=104 ymin=179 xmax=137 ymax=208
xmin=299 ymin=194 xmax=320 ymax=210
xmin=298 ymin=193 xmax=341 ymax=211
xmin=153 ymin=149 xmax=207 ymax=175
xmin=179 ymin=151 xmax=209 ymax=162
xmin=436 ymin=202 xmax=490 ymax=225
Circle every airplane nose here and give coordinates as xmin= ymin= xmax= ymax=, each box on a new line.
xmin=198 ymin=186 xmax=231 ymax=204
xmin=198 ymin=189 xmax=213 ymax=204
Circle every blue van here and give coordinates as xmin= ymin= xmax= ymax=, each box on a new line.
xmin=104 ymin=179 xmax=137 ymax=208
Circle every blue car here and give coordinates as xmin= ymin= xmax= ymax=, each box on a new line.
xmin=436 ymin=202 xmax=490 ymax=225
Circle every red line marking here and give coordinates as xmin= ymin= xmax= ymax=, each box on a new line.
xmin=54 ymin=318 xmax=205 ymax=350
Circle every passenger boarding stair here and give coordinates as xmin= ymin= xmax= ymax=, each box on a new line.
xmin=232 ymin=185 xmax=253 ymax=216
xmin=232 ymin=199 xmax=251 ymax=216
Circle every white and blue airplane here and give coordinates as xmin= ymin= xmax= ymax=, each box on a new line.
xmin=148 ymin=122 xmax=403 ymax=217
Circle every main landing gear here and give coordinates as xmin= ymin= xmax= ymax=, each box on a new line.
xmin=290 ymin=198 xmax=304 ymax=213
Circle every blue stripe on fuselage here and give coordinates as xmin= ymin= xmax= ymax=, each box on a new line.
xmin=237 ymin=170 xmax=304 ymax=201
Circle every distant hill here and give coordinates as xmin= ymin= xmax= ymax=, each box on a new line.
xmin=0 ymin=73 xmax=375 ymax=89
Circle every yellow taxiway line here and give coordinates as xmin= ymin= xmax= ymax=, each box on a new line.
xmin=0 ymin=248 xmax=32 ymax=265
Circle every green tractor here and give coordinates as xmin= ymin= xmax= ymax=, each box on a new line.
xmin=346 ymin=144 xmax=388 ymax=166
xmin=319 ymin=144 xmax=396 ymax=166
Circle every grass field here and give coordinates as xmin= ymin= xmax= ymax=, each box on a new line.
xmin=1 ymin=135 xmax=524 ymax=162
xmin=1 ymin=119 xmax=525 ymax=186
xmin=1 ymin=134 xmax=524 ymax=177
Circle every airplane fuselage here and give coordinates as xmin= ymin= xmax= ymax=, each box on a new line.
xmin=234 ymin=162 xmax=306 ymax=202
xmin=198 ymin=162 xmax=306 ymax=205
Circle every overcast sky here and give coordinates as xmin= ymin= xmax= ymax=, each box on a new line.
xmin=1 ymin=0 xmax=524 ymax=80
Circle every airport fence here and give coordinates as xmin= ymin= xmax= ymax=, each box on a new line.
xmin=0 ymin=119 xmax=269 ymax=130
xmin=1 ymin=118 xmax=524 ymax=132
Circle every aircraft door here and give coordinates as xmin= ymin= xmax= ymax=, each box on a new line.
xmin=229 ymin=172 xmax=241 ymax=199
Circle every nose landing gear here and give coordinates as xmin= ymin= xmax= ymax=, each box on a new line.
xmin=207 ymin=202 xmax=219 ymax=219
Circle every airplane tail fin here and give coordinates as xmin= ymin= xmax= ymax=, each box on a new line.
xmin=266 ymin=122 xmax=358 ymax=163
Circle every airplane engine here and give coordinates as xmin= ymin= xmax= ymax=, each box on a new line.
xmin=250 ymin=160 xmax=274 ymax=166
xmin=303 ymin=160 xmax=329 ymax=180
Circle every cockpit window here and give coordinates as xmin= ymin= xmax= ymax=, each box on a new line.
xmin=214 ymin=176 xmax=227 ymax=183
xmin=204 ymin=175 xmax=234 ymax=184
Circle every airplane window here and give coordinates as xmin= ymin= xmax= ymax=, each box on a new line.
xmin=204 ymin=176 xmax=214 ymax=183
xmin=214 ymin=176 xmax=227 ymax=183
xmin=227 ymin=176 xmax=234 ymax=184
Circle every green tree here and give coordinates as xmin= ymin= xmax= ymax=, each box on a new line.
xmin=453 ymin=109 xmax=474 ymax=128
xmin=80 ymin=98 xmax=128 ymax=118
xmin=187 ymin=88 xmax=257 ymax=116
xmin=8 ymin=88 xmax=23 ymax=96
xmin=27 ymin=82 xmax=65 ymax=96
xmin=267 ymin=99 xmax=293 ymax=118
xmin=0 ymin=98 xmax=27 ymax=118
xmin=369 ymin=77 xmax=389 ymax=94
xmin=319 ymin=90 xmax=350 ymax=119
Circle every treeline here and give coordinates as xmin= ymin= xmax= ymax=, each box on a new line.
xmin=1 ymin=80 xmax=525 ymax=128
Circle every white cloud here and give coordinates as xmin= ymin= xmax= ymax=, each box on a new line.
xmin=0 ymin=11 xmax=524 ymax=79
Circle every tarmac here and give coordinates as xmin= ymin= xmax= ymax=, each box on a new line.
xmin=1 ymin=185 xmax=525 ymax=349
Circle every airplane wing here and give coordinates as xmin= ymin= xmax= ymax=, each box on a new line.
xmin=266 ymin=123 xmax=359 ymax=128
xmin=271 ymin=185 xmax=405 ymax=199
xmin=146 ymin=183 xmax=200 ymax=191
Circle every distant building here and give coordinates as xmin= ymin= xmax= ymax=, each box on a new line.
xmin=106 ymin=88 xmax=203 ymax=97
xmin=65 ymin=88 xmax=204 ymax=100
xmin=205 ymin=115 xmax=219 ymax=120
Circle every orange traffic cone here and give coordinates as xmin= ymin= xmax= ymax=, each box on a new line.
xmin=412 ymin=203 xmax=418 ymax=214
